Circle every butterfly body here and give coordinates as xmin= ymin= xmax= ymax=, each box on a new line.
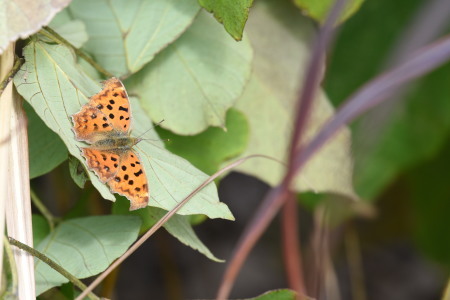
xmin=71 ymin=78 xmax=149 ymax=210
xmin=89 ymin=133 xmax=140 ymax=152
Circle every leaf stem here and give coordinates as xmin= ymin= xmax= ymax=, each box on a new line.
xmin=30 ymin=189 xmax=55 ymax=231
xmin=0 ymin=57 xmax=24 ymax=96
xmin=8 ymin=237 xmax=99 ymax=300
xmin=39 ymin=26 xmax=113 ymax=78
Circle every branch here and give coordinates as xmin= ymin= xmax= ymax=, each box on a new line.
xmin=8 ymin=237 xmax=99 ymax=300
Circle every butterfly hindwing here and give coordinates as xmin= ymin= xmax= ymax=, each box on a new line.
xmin=81 ymin=148 xmax=121 ymax=183
xmin=107 ymin=151 xmax=149 ymax=210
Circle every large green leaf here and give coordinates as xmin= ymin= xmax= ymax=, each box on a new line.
xmin=25 ymin=102 xmax=68 ymax=179
xmin=324 ymin=0 xmax=450 ymax=200
xmin=198 ymin=0 xmax=254 ymax=40
xmin=14 ymin=40 xmax=233 ymax=219
xmin=293 ymin=0 xmax=364 ymax=23
xmin=0 ymin=0 xmax=70 ymax=53
xmin=46 ymin=8 xmax=88 ymax=48
xmin=113 ymin=199 xmax=222 ymax=262
xmin=157 ymin=109 xmax=249 ymax=174
xmin=128 ymin=11 xmax=253 ymax=135
xmin=31 ymin=214 xmax=50 ymax=246
xmin=34 ymin=215 xmax=141 ymax=295
xmin=68 ymin=0 xmax=200 ymax=76
xmin=233 ymin=0 xmax=357 ymax=199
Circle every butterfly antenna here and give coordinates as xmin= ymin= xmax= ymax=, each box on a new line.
xmin=136 ymin=119 xmax=165 ymax=139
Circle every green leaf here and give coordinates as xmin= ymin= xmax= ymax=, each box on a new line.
xmin=293 ymin=0 xmax=364 ymax=23
xmin=234 ymin=0 xmax=357 ymax=199
xmin=128 ymin=11 xmax=253 ymax=135
xmin=198 ymin=0 xmax=253 ymax=40
xmin=112 ymin=197 xmax=222 ymax=262
xmin=0 ymin=0 xmax=71 ymax=53
xmin=25 ymin=102 xmax=68 ymax=179
xmin=34 ymin=215 xmax=141 ymax=295
xmin=324 ymin=0 xmax=449 ymax=200
xmin=31 ymin=214 xmax=50 ymax=246
xmin=68 ymin=155 xmax=88 ymax=188
xmin=247 ymin=289 xmax=298 ymax=300
xmin=47 ymin=8 xmax=89 ymax=48
xmin=68 ymin=0 xmax=200 ymax=76
xmin=157 ymin=109 xmax=249 ymax=174
xmin=14 ymin=40 xmax=233 ymax=219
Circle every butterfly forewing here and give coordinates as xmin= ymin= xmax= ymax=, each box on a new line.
xmin=89 ymin=78 xmax=131 ymax=133
xmin=72 ymin=106 xmax=115 ymax=143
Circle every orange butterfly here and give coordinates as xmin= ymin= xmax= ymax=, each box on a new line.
xmin=71 ymin=78 xmax=148 ymax=210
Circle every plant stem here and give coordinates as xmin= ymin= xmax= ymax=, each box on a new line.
xmin=30 ymin=189 xmax=55 ymax=231
xmin=0 ymin=57 xmax=24 ymax=96
xmin=39 ymin=26 xmax=113 ymax=78
xmin=281 ymin=193 xmax=305 ymax=294
xmin=216 ymin=0 xmax=346 ymax=298
xmin=8 ymin=237 xmax=99 ymax=300
xmin=345 ymin=224 xmax=367 ymax=300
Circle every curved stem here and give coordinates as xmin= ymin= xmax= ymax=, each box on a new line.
xmin=39 ymin=26 xmax=113 ymax=78
xmin=217 ymin=186 xmax=289 ymax=300
xmin=30 ymin=189 xmax=55 ymax=231
xmin=8 ymin=237 xmax=99 ymax=300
